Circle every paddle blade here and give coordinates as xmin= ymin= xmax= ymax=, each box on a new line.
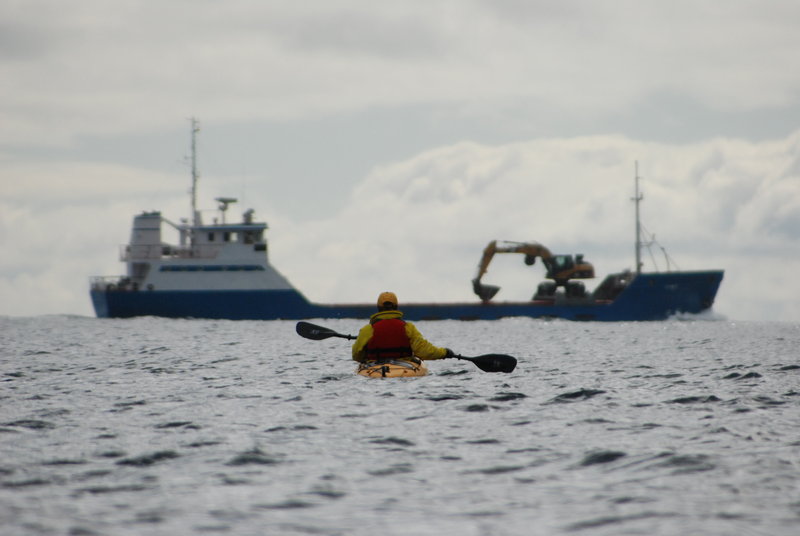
xmin=458 ymin=353 xmax=517 ymax=373
xmin=296 ymin=321 xmax=351 ymax=340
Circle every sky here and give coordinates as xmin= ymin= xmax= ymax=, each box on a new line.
xmin=2 ymin=0 xmax=800 ymax=322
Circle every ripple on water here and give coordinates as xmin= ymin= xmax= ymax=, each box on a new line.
xmin=4 ymin=419 xmax=56 ymax=430
xmin=547 ymin=389 xmax=607 ymax=403
xmin=368 ymin=436 xmax=416 ymax=448
xmin=579 ymin=450 xmax=627 ymax=466
xmin=116 ymin=450 xmax=180 ymax=467
xmin=226 ymin=447 xmax=283 ymax=466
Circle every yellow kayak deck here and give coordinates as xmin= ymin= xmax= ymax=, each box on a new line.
xmin=357 ymin=359 xmax=428 ymax=378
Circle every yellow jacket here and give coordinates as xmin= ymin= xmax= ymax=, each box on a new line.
xmin=351 ymin=310 xmax=448 ymax=362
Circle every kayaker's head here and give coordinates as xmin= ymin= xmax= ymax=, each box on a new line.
xmin=377 ymin=291 xmax=398 ymax=311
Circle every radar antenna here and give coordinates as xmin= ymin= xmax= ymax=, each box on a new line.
xmin=215 ymin=197 xmax=238 ymax=223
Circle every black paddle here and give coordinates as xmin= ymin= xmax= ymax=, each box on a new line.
xmin=455 ymin=353 xmax=517 ymax=373
xmin=295 ymin=321 xmax=356 ymax=341
xmin=295 ymin=321 xmax=517 ymax=373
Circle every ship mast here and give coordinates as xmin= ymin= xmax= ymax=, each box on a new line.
xmin=190 ymin=117 xmax=200 ymax=226
xmin=633 ymin=161 xmax=643 ymax=274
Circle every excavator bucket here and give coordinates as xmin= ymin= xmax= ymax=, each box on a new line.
xmin=472 ymin=279 xmax=501 ymax=302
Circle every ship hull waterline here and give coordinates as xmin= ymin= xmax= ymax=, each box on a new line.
xmin=90 ymin=270 xmax=724 ymax=322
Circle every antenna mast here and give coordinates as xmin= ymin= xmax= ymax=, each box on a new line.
xmin=633 ymin=161 xmax=643 ymax=274
xmin=190 ymin=117 xmax=200 ymax=226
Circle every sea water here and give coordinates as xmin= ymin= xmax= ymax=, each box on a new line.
xmin=1 ymin=315 xmax=798 ymax=536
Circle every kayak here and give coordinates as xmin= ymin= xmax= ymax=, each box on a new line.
xmin=357 ymin=359 xmax=428 ymax=378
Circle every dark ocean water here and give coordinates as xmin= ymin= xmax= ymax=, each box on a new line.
xmin=1 ymin=315 xmax=798 ymax=535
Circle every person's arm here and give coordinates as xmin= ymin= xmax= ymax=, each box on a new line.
xmin=405 ymin=322 xmax=449 ymax=360
xmin=351 ymin=325 xmax=373 ymax=362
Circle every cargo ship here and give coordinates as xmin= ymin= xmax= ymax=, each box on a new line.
xmin=89 ymin=121 xmax=723 ymax=321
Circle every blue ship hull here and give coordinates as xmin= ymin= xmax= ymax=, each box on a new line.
xmin=91 ymin=270 xmax=723 ymax=322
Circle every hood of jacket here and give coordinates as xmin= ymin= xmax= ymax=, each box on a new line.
xmin=370 ymin=309 xmax=404 ymax=324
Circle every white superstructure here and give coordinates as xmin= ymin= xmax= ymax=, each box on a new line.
xmin=90 ymin=118 xmax=295 ymax=295
xmin=91 ymin=205 xmax=295 ymax=293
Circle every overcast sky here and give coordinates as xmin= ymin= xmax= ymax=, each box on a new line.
xmin=2 ymin=1 xmax=800 ymax=322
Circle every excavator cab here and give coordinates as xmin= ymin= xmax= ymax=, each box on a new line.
xmin=544 ymin=254 xmax=593 ymax=284
xmin=546 ymin=254 xmax=574 ymax=276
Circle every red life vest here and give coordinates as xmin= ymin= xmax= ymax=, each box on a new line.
xmin=366 ymin=318 xmax=412 ymax=359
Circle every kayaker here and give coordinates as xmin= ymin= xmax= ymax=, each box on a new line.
xmin=352 ymin=291 xmax=454 ymax=363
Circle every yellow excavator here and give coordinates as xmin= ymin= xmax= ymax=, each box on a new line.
xmin=472 ymin=240 xmax=595 ymax=302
